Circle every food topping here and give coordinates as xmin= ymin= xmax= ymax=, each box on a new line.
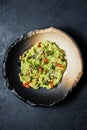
xmin=19 ymin=40 xmax=67 ymax=89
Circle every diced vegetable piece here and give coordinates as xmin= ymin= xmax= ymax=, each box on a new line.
xmin=23 ymin=81 xmax=31 ymax=88
xmin=49 ymin=81 xmax=54 ymax=88
xmin=56 ymin=63 xmax=64 ymax=68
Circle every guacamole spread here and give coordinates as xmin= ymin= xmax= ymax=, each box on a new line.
xmin=19 ymin=40 xmax=67 ymax=89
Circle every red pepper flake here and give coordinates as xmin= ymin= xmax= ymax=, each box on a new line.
xmin=38 ymin=42 xmax=41 ymax=47
xmin=43 ymin=59 xmax=48 ymax=63
xmin=49 ymin=81 xmax=54 ymax=88
xmin=39 ymin=67 xmax=44 ymax=72
xmin=22 ymin=81 xmax=31 ymax=88
xmin=56 ymin=63 xmax=64 ymax=68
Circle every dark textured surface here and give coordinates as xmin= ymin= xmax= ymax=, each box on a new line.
xmin=0 ymin=0 xmax=87 ymax=130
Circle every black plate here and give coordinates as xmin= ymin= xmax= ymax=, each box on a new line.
xmin=3 ymin=27 xmax=83 ymax=106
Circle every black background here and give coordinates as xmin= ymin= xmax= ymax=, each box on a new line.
xmin=0 ymin=0 xmax=87 ymax=130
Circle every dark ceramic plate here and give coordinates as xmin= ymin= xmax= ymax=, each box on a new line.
xmin=3 ymin=27 xmax=83 ymax=106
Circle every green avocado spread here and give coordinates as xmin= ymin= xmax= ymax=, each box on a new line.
xmin=19 ymin=40 xmax=67 ymax=89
